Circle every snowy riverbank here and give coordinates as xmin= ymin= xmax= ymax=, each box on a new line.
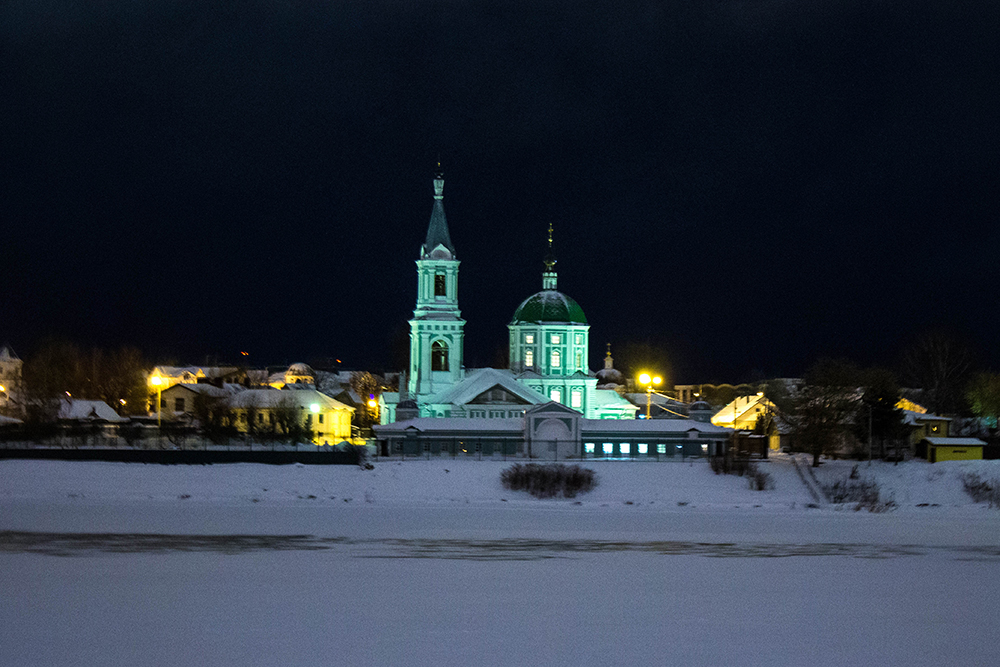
xmin=3 ymin=457 xmax=1000 ymax=667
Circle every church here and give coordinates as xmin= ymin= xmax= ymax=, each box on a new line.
xmin=374 ymin=170 xmax=731 ymax=459
xmin=379 ymin=169 xmax=638 ymax=424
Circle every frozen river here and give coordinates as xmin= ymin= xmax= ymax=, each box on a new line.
xmin=3 ymin=460 xmax=1000 ymax=666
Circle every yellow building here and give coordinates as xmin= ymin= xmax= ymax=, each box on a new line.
xmin=903 ymin=410 xmax=951 ymax=446
xmin=227 ymin=389 xmax=354 ymax=445
xmin=711 ymin=394 xmax=775 ymax=430
xmin=920 ymin=437 xmax=984 ymax=463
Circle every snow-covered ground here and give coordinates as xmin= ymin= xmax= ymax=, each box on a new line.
xmin=3 ymin=456 xmax=1000 ymax=666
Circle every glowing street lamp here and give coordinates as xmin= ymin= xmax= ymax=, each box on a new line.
xmin=150 ymin=375 xmax=163 ymax=427
xmin=638 ymin=373 xmax=662 ymax=420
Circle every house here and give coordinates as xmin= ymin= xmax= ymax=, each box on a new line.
xmin=711 ymin=394 xmax=776 ymax=430
xmin=374 ymin=401 xmax=730 ymax=459
xmin=58 ymin=399 xmax=128 ymax=423
xmin=225 ymin=389 xmax=354 ymax=444
xmin=903 ymin=410 xmax=951 ymax=446
xmin=157 ymin=383 xmax=232 ymax=419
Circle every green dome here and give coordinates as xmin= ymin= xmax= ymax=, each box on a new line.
xmin=511 ymin=290 xmax=588 ymax=324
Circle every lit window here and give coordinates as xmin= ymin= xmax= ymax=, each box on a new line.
xmin=620 ymin=443 xmax=630 ymax=455
xmin=584 ymin=442 xmax=595 ymax=454
xmin=575 ymin=334 xmax=583 ymax=345
xmin=638 ymin=443 xmax=648 ymax=454
xmin=701 ymin=444 xmax=708 ymax=453
xmin=551 ymin=350 xmax=561 ymax=368
xmin=575 ymin=350 xmax=582 ymax=368
xmin=525 ymin=334 xmax=534 ymax=344
xmin=434 ymin=274 xmax=446 ymax=297
xmin=571 ymin=390 xmax=582 ymax=408
xmin=432 ymin=340 xmax=449 ymax=371
xmin=551 ymin=334 xmax=561 ymax=344
xmin=525 ymin=350 xmax=534 ymax=367
xmin=657 ymin=444 xmax=666 ymax=454
xmin=602 ymin=442 xmax=613 ymax=455
xmin=551 ymin=389 xmax=561 ymax=403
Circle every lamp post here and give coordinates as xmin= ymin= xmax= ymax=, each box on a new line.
xmin=638 ymin=373 xmax=662 ymax=420
xmin=150 ymin=375 xmax=163 ymax=427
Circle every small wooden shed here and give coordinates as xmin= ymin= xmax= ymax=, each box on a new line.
xmin=918 ymin=437 xmax=985 ymax=463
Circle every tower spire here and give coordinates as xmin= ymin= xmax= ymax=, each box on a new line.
xmin=422 ymin=163 xmax=455 ymax=259
xmin=542 ymin=221 xmax=557 ymax=289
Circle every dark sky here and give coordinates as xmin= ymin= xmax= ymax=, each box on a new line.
xmin=2 ymin=0 xmax=998 ymax=383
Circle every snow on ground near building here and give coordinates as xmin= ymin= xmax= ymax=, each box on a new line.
xmin=3 ymin=456 xmax=1000 ymax=666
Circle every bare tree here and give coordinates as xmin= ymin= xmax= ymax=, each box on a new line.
xmin=902 ymin=330 xmax=974 ymax=415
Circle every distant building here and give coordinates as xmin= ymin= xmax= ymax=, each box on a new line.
xmin=225 ymin=389 xmax=354 ymax=445
xmin=0 ymin=345 xmax=22 ymax=415
xmin=374 ymin=401 xmax=730 ymax=459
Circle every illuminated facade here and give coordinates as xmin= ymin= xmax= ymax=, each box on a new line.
xmin=226 ymin=389 xmax=354 ymax=445
xmin=407 ymin=168 xmax=466 ymax=398
xmin=381 ymin=171 xmax=635 ymax=423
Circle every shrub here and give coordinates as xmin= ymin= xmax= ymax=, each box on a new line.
xmin=500 ymin=463 xmax=596 ymax=499
xmin=960 ymin=472 xmax=1000 ymax=507
xmin=822 ymin=475 xmax=896 ymax=512
xmin=747 ymin=465 xmax=773 ymax=491
xmin=710 ymin=454 xmax=771 ymax=490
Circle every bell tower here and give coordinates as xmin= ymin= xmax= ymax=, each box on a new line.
xmin=408 ymin=166 xmax=465 ymax=398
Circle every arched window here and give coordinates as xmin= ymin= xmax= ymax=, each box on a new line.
xmin=432 ymin=340 xmax=449 ymax=371
xmin=525 ymin=349 xmax=534 ymax=367
xmin=551 ymin=349 xmax=561 ymax=368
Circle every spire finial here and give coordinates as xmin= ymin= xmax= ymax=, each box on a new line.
xmin=433 ymin=161 xmax=444 ymax=200
xmin=542 ymin=221 xmax=557 ymax=289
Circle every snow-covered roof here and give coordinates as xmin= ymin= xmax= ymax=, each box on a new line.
xmin=923 ymin=437 xmax=985 ymax=447
xmin=903 ymin=410 xmax=952 ymax=425
xmin=711 ymin=395 xmax=773 ymax=426
xmin=58 ymin=399 xmax=128 ymax=423
xmin=592 ymin=389 xmax=640 ymax=411
xmin=374 ymin=417 xmax=524 ymax=436
xmin=151 ymin=366 xmax=238 ymax=380
xmin=163 ymin=383 xmax=231 ymax=398
xmin=427 ymin=368 xmax=550 ymax=407
xmin=580 ymin=419 xmax=730 ymax=436
xmin=227 ymin=389 xmax=353 ymax=412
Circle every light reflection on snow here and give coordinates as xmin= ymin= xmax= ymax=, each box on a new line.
xmin=2 ymin=531 xmax=1000 ymax=561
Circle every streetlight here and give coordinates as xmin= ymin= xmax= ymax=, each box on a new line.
xmin=150 ymin=375 xmax=163 ymax=427
xmin=638 ymin=373 xmax=662 ymax=420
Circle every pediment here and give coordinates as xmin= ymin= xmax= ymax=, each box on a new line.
xmin=526 ymin=401 xmax=582 ymax=417
xmin=468 ymin=384 xmax=533 ymax=405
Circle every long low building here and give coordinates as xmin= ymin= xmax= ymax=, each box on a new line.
xmin=373 ymin=401 xmax=731 ymax=460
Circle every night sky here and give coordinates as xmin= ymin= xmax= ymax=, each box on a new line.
xmin=2 ymin=1 xmax=998 ymax=383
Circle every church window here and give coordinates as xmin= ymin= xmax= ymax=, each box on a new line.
xmin=571 ymin=390 xmax=582 ymax=408
xmin=434 ymin=273 xmax=447 ymax=297
xmin=551 ymin=389 xmax=561 ymax=403
xmin=551 ymin=350 xmax=561 ymax=368
xmin=525 ymin=334 xmax=534 ymax=344
xmin=551 ymin=334 xmax=561 ymax=344
xmin=432 ymin=341 xmax=449 ymax=371
xmin=525 ymin=350 xmax=534 ymax=367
